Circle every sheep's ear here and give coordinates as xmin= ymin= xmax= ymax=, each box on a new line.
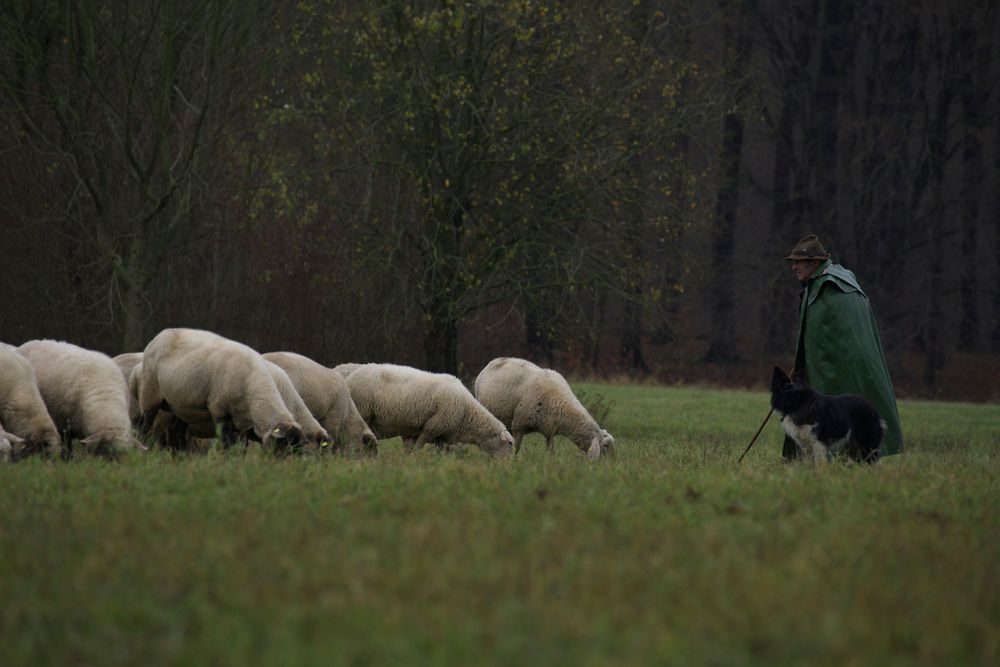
xmin=601 ymin=430 xmax=616 ymax=455
xmin=587 ymin=437 xmax=602 ymax=461
xmin=80 ymin=433 xmax=102 ymax=445
xmin=3 ymin=433 xmax=24 ymax=445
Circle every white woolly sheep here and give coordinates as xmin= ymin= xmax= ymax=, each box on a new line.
xmin=17 ymin=340 xmax=140 ymax=458
xmin=343 ymin=363 xmax=514 ymax=456
xmin=138 ymin=328 xmax=305 ymax=452
xmin=263 ymin=352 xmax=377 ymax=454
xmin=112 ymin=352 xmax=143 ymax=422
xmin=128 ymin=353 xmax=325 ymax=451
xmin=474 ymin=357 xmax=614 ymax=460
xmin=0 ymin=343 xmax=62 ymax=459
xmin=264 ymin=360 xmax=330 ymax=447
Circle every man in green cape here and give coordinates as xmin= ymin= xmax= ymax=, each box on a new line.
xmin=783 ymin=234 xmax=903 ymax=459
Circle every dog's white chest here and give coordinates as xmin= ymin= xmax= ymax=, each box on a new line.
xmin=780 ymin=415 xmax=828 ymax=463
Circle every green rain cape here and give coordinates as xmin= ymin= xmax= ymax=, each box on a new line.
xmin=784 ymin=260 xmax=903 ymax=458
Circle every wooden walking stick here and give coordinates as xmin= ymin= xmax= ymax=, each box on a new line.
xmin=737 ymin=407 xmax=774 ymax=464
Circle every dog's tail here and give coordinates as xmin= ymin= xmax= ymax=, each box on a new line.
xmin=857 ymin=418 xmax=888 ymax=464
xmin=875 ymin=417 xmax=888 ymax=459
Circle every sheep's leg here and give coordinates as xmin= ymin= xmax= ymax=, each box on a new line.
xmin=137 ymin=366 xmax=164 ymax=435
xmin=138 ymin=403 xmax=164 ymax=437
xmin=61 ymin=434 xmax=75 ymax=461
xmin=165 ymin=418 xmax=189 ymax=453
xmin=402 ymin=436 xmax=418 ymax=452
xmin=216 ymin=418 xmax=238 ymax=449
xmin=412 ymin=431 xmax=433 ymax=451
xmin=513 ymin=431 xmax=525 ymax=455
xmin=545 ymin=436 xmax=555 ymax=453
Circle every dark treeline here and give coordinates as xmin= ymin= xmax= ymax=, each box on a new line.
xmin=1 ymin=0 xmax=997 ymax=400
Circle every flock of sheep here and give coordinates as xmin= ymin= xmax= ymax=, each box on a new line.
xmin=0 ymin=328 xmax=615 ymax=462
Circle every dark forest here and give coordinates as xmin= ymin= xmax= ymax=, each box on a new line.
xmin=2 ymin=0 xmax=997 ymax=400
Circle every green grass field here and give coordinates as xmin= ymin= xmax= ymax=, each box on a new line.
xmin=1 ymin=383 xmax=998 ymax=666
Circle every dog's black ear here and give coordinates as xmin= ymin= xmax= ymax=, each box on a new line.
xmin=770 ymin=366 xmax=789 ymax=391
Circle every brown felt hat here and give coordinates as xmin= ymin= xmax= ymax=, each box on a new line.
xmin=785 ymin=234 xmax=830 ymax=261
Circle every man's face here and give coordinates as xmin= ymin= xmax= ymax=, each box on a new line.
xmin=790 ymin=259 xmax=821 ymax=282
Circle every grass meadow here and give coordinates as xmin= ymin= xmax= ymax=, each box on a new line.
xmin=1 ymin=382 xmax=998 ymax=666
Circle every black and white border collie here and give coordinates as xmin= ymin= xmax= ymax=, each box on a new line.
xmin=770 ymin=367 xmax=884 ymax=464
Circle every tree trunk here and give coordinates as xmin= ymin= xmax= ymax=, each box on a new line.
xmin=423 ymin=306 xmax=459 ymax=374
xmin=957 ymin=26 xmax=986 ymax=351
xmin=621 ymin=293 xmax=648 ymax=374
xmin=763 ymin=97 xmax=796 ymax=355
xmin=422 ymin=200 xmax=463 ymax=374
xmin=811 ymin=0 xmax=852 ymax=234
xmin=920 ymin=39 xmax=957 ymax=387
xmin=525 ymin=309 xmax=555 ymax=366
xmin=755 ymin=0 xmax=812 ymax=357
xmin=119 ymin=237 xmax=150 ymax=353
xmin=704 ymin=0 xmax=750 ymax=364
xmin=703 ymin=108 xmax=744 ymax=363
xmin=589 ymin=288 xmax=608 ymax=373
xmin=992 ymin=106 xmax=1000 ymax=352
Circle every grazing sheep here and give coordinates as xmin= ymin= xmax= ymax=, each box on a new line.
xmin=264 ymin=360 xmax=330 ymax=447
xmin=0 ymin=344 xmax=62 ymax=459
xmin=263 ymin=352 xmax=378 ymax=454
xmin=17 ymin=340 xmax=140 ymax=458
xmin=112 ymin=352 xmax=144 ymax=422
xmin=127 ymin=359 xmax=192 ymax=450
xmin=343 ymin=363 xmax=514 ymax=456
xmin=474 ymin=357 xmax=614 ymax=460
xmin=138 ymin=328 xmax=304 ymax=451
xmin=129 ymin=354 xmax=325 ymax=451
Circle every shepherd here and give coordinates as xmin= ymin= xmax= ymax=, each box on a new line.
xmin=783 ymin=234 xmax=903 ymax=460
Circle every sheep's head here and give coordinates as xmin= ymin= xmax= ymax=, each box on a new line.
xmin=337 ymin=420 xmax=379 ymax=456
xmin=13 ymin=427 xmax=62 ymax=460
xmin=360 ymin=429 xmax=378 ymax=456
xmin=3 ymin=417 xmax=61 ymax=460
xmin=482 ymin=429 xmax=515 ymax=457
xmin=80 ymin=431 xmax=146 ymax=460
xmin=266 ymin=421 xmax=304 ymax=451
xmin=580 ymin=427 xmax=614 ymax=461
xmin=35 ymin=426 xmax=63 ymax=459
xmin=308 ymin=426 xmax=332 ymax=449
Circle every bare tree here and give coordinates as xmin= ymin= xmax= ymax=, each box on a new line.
xmin=0 ymin=0 xmax=276 ymax=351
